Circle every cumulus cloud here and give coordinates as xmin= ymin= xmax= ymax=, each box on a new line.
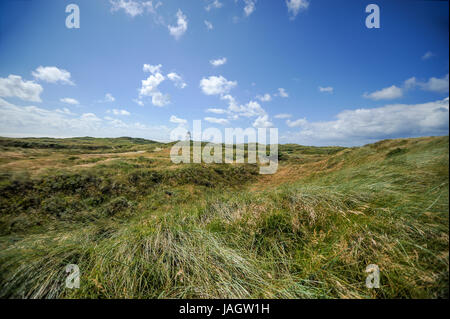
xmin=204 ymin=20 xmax=213 ymax=30
xmin=0 ymin=75 xmax=43 ymax=102
xmin=210 ymin=57 xmax=227 ymax=67
xmin=363 ymin=85 xmax=403 ymax=100
xmin=286 ymin=0 xmax=309 ymax=20
xmin=253 ymin=114 xmax=273 ymax=128
xmin=422 ymin=51 xmax=435 ymax=60
xmin=139 ymin=64 xmax=185 ymax=107
xmin=200 ymin=76 xmax=237 ymax=95
xmin=203 ymin=93 xmax=273 ymax=128
xmin=150 ymin=91 xmax=170 ymax=107
xmin=365 ymin=74 xmax=448 ymax=101
xmin=169 ymin=115 xmax=187 ymax=125
xmin=206 ymin=108 xmax=228 ymax=114
xmin=139 ymin=71 xmax=168 ymax=106
xmin=277 ymin=88 xmax=289 ymax=98
xmin=0 ymin=98 xmax=170 ymax=140
xmin=243 ymin=0 xmax=257 ymax=17
xmin=403 ymin=77 xmax=417 ymax=90
xmin=286 ymin=118 xmax=307 ymax=127
xmin=107 ymin=109 xmax=130 ymax=116
xmin=419 ymin=74 xmax=449 ymax=93
xmin=101 ymin=93 xmax=115 ymax=102
xmin=104 ymin=116 xmax=128 ymax=128
xmin=32 ymin=66 xmax=74 ymax=85
xmin=110 ymin=0 xmax=161 ymax=18
xmin=204 ymin=117 xmax=230 ymax=125
xmin=256 ymin=93 xmax=272 ymax=102
xmin=143 ymin=63 xmax=162 ymax=74
xmin=205 ymin=0 xmax=223 ymax=11
xmin=282 ymin=97 xmax=449 ymax=146
xmin=226 ymin=98 xmax=266 ymax=117
xmin=55 ymin=107 xmax=76 ymax=115
xmin=403 ymin=74 xmax=449 ymax=94
xmin=60 ymin=97 xmax=79 ymax=105
xmin=274 ymin=113 xmax=292 ymax=119
xmin=167 ymin=72 xmax=187 ymax=88
xmin=319 ymin=86 xmax=334 ymax=93
xmin=168 ymin=9 xmax=188 ymax=40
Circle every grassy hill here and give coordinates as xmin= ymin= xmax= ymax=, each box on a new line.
xmin=0 ymin=135 xmax=448 ymax=298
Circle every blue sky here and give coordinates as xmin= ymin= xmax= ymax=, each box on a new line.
xmin=0 ymin=0 xmax=448 ymax=146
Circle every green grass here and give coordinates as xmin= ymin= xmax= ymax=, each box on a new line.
xmin=0 ymin=135 xmax=448 ymax=298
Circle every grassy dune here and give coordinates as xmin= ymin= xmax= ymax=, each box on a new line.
xmin=0 ymin=136 xmax=448 ymax=298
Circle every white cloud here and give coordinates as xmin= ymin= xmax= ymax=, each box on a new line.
xmin=282 ymin=97 xmax=449 ymax=146
xmin=110 ymin=0 xmax=161 ymax=17
xmin=243 ymin=0 xmax=256 ymax=17
xmin=103 ymin=93 xmax=115 ymax=102
xmin=104 ymin=117 xmax=128 ymax=128
xmin=220 ymin=94 xmax=238 ymax=110
xmin=204 ymin=94 xmax=273 ymax=127
xmin=256 ymin=93 xmax=272 ymax=102
xmin=108 ymin=109 xmax=130 ymax=116
xmin=204 ymin=20 xmax=213 ymax=30
xmin=168 ymin=9 xmax=188 ymax=40
xmin=143 ymin=63 xmax=162 ymax=74
xmin=286 ymin=118 xmax=307 ymax=127
xmin=286 ymin=0 xmax=309 ymax=20
xmin=60 ymin=98 xmax=79 ymax=105
xmin=167 ymin=72 xmax=187 ymax=88
xmin=422 ymin=51 xmax=435 ymax=60
xmin=274 ymin=113 xmax=292 ymax=119
xmin=210 ymin=57 xmax=227 ymax=67
xmin=319 ymin=86 xmax=334 ymax=93
xmin=150 ymin=91 xmax=170 ymax=107
xmin=170 ymin=115 xmax=187 ymax=124
xmin=228 ymin=99 xmax=266 ymax=117
xmin=32 ymin=66 xmax=74 ymax=85
xmin=140 ymin=72 xmax=165 ymax=96
xmin=403 ymin=74 xmax=449 ymax=94
xmin=404 ymin=77 xmax=417 ymax=89
xmin=204 ymin=117 xmax=230 ymax=125
xmin=420 ymin=74 xmax=449 ymax=93
xmin=0 ymin=75 xmax=43 ymax=102
xmin=253 ymin=114 xmax=273 ymax=128
xmin=133 ymin=99 xmax=144 ymax=106
xmin=277 ymin=88 xmax=289 ymax=98
xmin=200 ymin=75 xmax=237 ymax=95
xmin=206 ymin=108 xmax=228 ymax=114
xmin=0 ymin=98 xmax=170 ymax=140
xmin=205 ymin=0 xmax=223 ymax=11
xmin=110 ymin=0 xmax=144 ymax=17
xmin=365 ymin=74 xmax=448 ymax=101
xmin=220 ymin=96 xmax=270 ymax=121
xmin=363 ymin=85 xmax=403 ymax=100
xmin=55 ymin=107 xmax=76 ymax=115
xmin=139 ymin=64 xmax=187 ymax=106
xmin=139 ymin=66 xmax=170 ymax=107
